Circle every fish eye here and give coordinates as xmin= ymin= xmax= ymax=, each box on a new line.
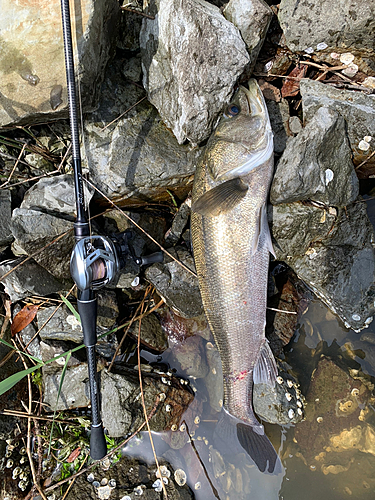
xmin=225 ymin=104 xmax=240 ymax=117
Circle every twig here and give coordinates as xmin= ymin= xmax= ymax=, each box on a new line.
xmin=18 ymin=349 xmax=48 ymax=500
xmin=1 ymin=409 xmax=81 ymax=425
xmin=355 ymin=150 xmax=375 ymax=170
xmin=266 ymin=307 xmax=297 ymax=315
xmin=137 ymin=300 xmax=168 ymax=500
xmin=120 ymin=6 xmax=155 ymax=19
xmin=101 ymin=96 xmax=147 ymax=131
xmin=0 ymin=142 xmax=27 ymax=188
xmin=84 ymin=178 xmax=198 ymax=278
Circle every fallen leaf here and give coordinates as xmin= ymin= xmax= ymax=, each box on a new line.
xmin=11 ymin=304 xmax=39 ymax=336
xmin=281 ymin=64 xmax=308 ymax=98
xmin=67 ymin=447 xmax=81 ymax=463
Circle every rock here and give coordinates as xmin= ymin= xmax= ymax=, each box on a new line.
xmin=165 ymin=200 xmax=191 ymax=248
xmin=122 ymin=54 xmax=142 ymax=83
xmin=288 ymin=115 xmax=303 ymax=135
xmin=271 ymin=200 xmax=375 ymax=332
xmin=19 ymin=174 xmax=93 ymax=216
xmin=172 ymin=335 xmax=209 ymax=379
xmin=292 ymin=203 xmax=375 ymax=332
xmin=300 ymin=80 xmax=375 ymax=169
xmin=278 ymin=0 xmax=375 ymax=72
xmin=0 ymin=0 xmax=119 ymax=127
xmin=0 ymin=189 xmax=13 ymax=249
xmin=266 ymin=99 xmax=290 ymax=154
xmin=10 ymin=174 xmax=95 ymax=280
xmin=140 ymin=0 xmax=250 ymax=145
xmin=294 ymin=357 xmax=372 ymax=463
xmin=269 ymin=202 xmax=337 ymax=261
xmin=69 ymin=457 xmax=194 ymax=500
xmin=117 ymin=9 xmax=142 ymax=52
xmin=11 ymin=207 xmax=75 ymax=280
xmin=0 ymin=257 xmax=65 ymax=302
xmin=270 ymin=107 xmax=359 ymax=207
xmin=145 ymin=247 xmax=203 ymax=319
xmin=101 ymin=367 xmax=194 ymax=437
xmin=43 ymin=363 xmax=91 ymax=410
xmin=223 ymin=0 xmax=273 ymax=74
xmin=254 ymin=363 xmax=305 ymax=425
xmin=37 ymin=300 xmax=118 ymax=359
xmin=130 ymin=313 xmax=168 ymax=352
xmin=83 ymin=60 xmax=200 ymax=205
xmin=38 ymin=305 xmax=83 ymax=343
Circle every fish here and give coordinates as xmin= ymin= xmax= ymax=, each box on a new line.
xmin=191 ymin=79 xmax=280 ymax=474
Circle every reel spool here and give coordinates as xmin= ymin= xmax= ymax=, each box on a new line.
xmin=70 ymin=230 xmax=163 ymax=292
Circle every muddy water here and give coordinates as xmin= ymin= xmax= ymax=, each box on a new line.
xmin=121 ymin=293 xmax=375 ymax=500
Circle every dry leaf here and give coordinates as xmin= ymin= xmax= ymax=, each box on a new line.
xmin=67 ymin=447 xmax=81 ymax=463
xmin=281 ymin=64 xmax=308 ymax=98
xmin=11 ymin=304 xmax=39 ymax=336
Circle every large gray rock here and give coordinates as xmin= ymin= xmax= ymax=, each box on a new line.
xmin=0 ymin=257 xmax=65 ymax=302
xmin=278 ymin=0 xmax=375 ymax=62
xmin=10 ymin=175 xmax=94 ymax=280
xmin=0 ymin=0 xmax=119 ymax=127
xmin=223 ymin=0 xmax=273 ymax=75
xmin=11 ymin=207 xmax=74 ymax=280
xmin=269 ymin=202 xmax=337 ymax=261
xmin=145 ymin=247 xmax=203 ymax=319
xmin=274 ymin=202 xmax=375 ymax=332
xmin=140 ymin=0 xmax=250 ymax=145
xmin=0 ymin=189 xmax=13 ymax=249
xmin=20 ymin=174 xmax=93 ymax=215
xmin=271 ymin=107 xmax=359 ymax=207
xmin=300 ymin=80 xmax=375 ymax=168
xmin=83 ymin=61 xmax=201 ymax=205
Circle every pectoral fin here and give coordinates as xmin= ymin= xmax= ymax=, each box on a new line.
xmin=192 ymin=178 xmax=248 ymax=217
xmin=253 ymin=340 xmax=277 ymax=386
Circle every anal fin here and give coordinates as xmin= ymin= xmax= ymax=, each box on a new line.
xmin=192 ymin=177 xmax=248 ymax=217
xmin=253 ymin=340 xmax=277 ymax=386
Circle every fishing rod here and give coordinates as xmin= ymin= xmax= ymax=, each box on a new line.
xmin=60 ymin=0 xmax=163 ymax=460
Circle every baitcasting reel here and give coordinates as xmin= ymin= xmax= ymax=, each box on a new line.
xmin=70 ymin=230 xmax=164 ymax=292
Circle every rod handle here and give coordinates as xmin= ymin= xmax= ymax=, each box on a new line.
xmin=90 ymin=423 xmax=107 ymax=460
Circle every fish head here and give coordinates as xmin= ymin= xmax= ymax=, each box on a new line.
xmin=206 ymin=79 xmax=273 ymax=181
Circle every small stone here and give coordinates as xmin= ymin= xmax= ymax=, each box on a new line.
xmin=109 ymin=479 xmax=116 ymax=488
xmin=87 ymin=473 xmax=95 ymax=483
xmin=152 ymin=479 xmax=163 ymax=492
xmin=363 ymin=77 xmax=375 ymax=89
xmin=352 ymin=314 xmax=361 ymax=321
xmin=194 ymin=416 xmax=200 ymax=425
xmin=195 ymin=482 xmax=201 ymax=490
xmin=288 ymin=116 xmax=303 ymax=135
xmin=285 ymin=393 xmax=292 ymax=401
xmin=304 ymin=47 xmax=314 ymax=54
xmin=134 ymin=485 xmax=144 ymax=496
xmin=316 ymin=42 xmax=328 ymax=50
xmin=317 ymin=416 xmax=323 ymax=423
xmin=364 ymin=136 xmax=372 ymax=143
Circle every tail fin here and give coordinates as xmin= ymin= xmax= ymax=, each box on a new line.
xmin=214 ymin=409 xmax=281 ymax=474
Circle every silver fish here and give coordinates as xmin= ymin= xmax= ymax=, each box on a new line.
xmin=191 ymin=79 xmax=279 ymax=473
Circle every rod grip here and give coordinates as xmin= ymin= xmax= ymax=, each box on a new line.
xmin=77 ymin=295 xmax=97 ymax=346
xmin=90 ymin=424 xmax=107 ymax=460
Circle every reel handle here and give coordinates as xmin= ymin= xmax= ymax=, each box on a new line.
xmin=134 ymin=252 xmax=164 ymax=266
